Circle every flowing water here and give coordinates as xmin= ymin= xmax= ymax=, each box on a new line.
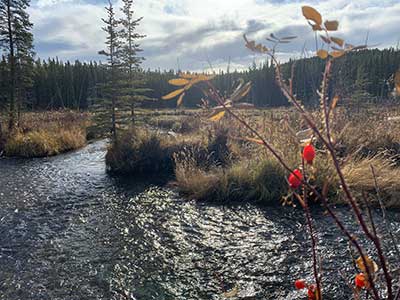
xmin=0 ymin=141 xmax=399 ymax=300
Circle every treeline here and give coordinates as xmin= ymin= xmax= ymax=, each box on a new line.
xmin=134 ymin=47 xmax=400 ymax=108
xmin=2 ymin=48 xmax=399 ymax=112
xmin=1 ymin=57 xmax=107 ymax=110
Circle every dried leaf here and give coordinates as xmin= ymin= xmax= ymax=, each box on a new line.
xmin=223 ymin=285 xmax=238 ymax=298
xmin=270 ymin=33 xmax=279 ymax=40
xmin=330 ymin=50 xmax=345 ymax=58
xmin=245 ymin=137 xmax=264 ymax=145
xmin=169 ymin=78 xmax=190 ymax=86
xmin=209 ymin=110 xmax=226 ymax=122
xmin=320 ymin=35 xmax=331 ymax=44
xmin=331 ymin=37 xmax=344 ymax=47
xmin=302 ymin=6 xmax=322 ymax=26
xmin=330 ymin=95 xmax=340 ymax=112
xmin=324 ymin=20 xmax=339 ymax=31
xmin=317 ymin=49 xmax=329 ymax=59
xmin=255 ymin=43 xmax=269 ymax=53
xmin=281 ymin=36 xmax=297 ymax=40
xmin=177 ymin=92 xmax=185 ymax=106
xmin=231 ymin=82 xmax=252 ymax=102
xmin=162 ymin=88 xmax=185 ymax=100
xmin=356 ymin=256 xmax=379 ymax=274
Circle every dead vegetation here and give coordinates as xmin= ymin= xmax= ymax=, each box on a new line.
xmin=114 ymin=106 xmax=400 ymax=207
xmin=0 ymin=110 xmax=88 ymax=157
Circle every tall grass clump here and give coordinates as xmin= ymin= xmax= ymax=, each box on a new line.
xmin=106 ymin=129 xmax=172 ymax=175
xmin=1 ymin=110 xmax=88 ymax=157
xmin=105 ymin=129 xmax=208 ymax=175
xmin=4 ymin=127 xmax=86 ymax=158
xmin=174 ymin=150 xmax=288 ymax=204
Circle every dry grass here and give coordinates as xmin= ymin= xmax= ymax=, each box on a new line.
xmin=1 ymin=110 xmax=88 ymax=157
xmin=105 ymin=128 xmax=206 ymax=175
xmin=107 ymin=106 xmax=400 ymax=207
xmin=342 ymin=155 xmax=400 ymax=207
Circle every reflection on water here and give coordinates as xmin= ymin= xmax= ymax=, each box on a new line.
xmin=0 ymin=141 xmax=399 ymax=300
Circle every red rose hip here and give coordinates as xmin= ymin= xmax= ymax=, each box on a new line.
xmin=288 ymin=169 xmax=303 ymax=189
xmin=303 ymin=144 xmax=316 ymax=164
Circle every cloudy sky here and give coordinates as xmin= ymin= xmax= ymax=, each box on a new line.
xmin=29 ymin=0 xmax=400 ymax=71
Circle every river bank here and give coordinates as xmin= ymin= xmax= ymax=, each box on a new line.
xmin=1 ymin=140 xmax=399 ymax=299
xmin=0 ymin=110 xmax=88 ymax=158
xmin=106 ymin=107 xmax=400 ymax=208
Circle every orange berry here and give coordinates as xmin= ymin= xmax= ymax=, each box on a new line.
xmin=288 ymin=169 xmax=303 ymax=189
xmin=295 ymin=279 xmax=306 ymax=290
xmin=303 ymin=144 xmax=316 ymax=164
xmin=355 ymin=273 xmax=366 ymax=288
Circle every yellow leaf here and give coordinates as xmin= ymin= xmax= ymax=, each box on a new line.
xmin=317 ymin=49 xmax=329 ymax=59
xmin=330 ymin=50 xmax=345 ymax=58
xmin=331 ymin=37 xmax=344 ymax=47
xmin=177 ymin=92 xmax=185 ymax=106
xmin=356 ymin=256 xmax=379 ymax=274
xmin=324 ymin=20 xmax=339 ymax=31
xmin=184 ymin=74 xmax=215 ymax=91
xmin=302 ymin=6 xmax=322 ymax=25
xmin=196 ymin=74 xmax=215 ymax=81
xmin=169 ymin=78 xmax=189 ymax=86
xmin=162 ymin=88 xmax=185 ymax=100
xmin=209 ymin=111 xmax=226 ymax=122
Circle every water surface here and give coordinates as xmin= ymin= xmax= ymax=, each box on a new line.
xmin=0 ymin=141 xmax=399 ymax=300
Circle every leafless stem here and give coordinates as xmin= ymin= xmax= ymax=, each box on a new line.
xmin=271 ymin=54 xmax=392 ymax=299
xmin=203 ymin=79 xmax=381 ymax=300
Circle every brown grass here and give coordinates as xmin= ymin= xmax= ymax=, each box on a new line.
xmin=130 ymin=106 xmax=400 ymax=207
xmin=1 ymin=110 xmax=88 ymax=157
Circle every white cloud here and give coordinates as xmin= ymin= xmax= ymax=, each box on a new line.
xmin=29 ymin=0 xmax=400 ymax=70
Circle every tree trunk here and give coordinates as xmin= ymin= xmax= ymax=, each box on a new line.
xmin=6 ymin=0 xmax=16 ymax=131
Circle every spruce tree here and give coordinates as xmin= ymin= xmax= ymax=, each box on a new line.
xmin=118 ymin=0 xmax=151 ymax=125
xmin=0 ymin=0 xmax=34 ymax=130
xmin=93 ymin=0 xmax=121 ymax=140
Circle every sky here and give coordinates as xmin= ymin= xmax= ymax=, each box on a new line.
xmin=29 ymin=0 xmax=400 ymax=71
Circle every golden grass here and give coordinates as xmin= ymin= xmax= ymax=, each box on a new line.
xmin=1 ymin=110 xmax=88 ymax=157
xmin=5 ymin=127 xmax=86 ymax=157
